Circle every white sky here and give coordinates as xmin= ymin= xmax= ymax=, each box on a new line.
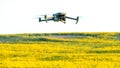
xmin=0 ymin=0 xmax=120 ymax=34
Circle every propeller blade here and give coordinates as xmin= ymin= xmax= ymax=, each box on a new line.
xmin=33 ymin=17 xmax=40 ymax=19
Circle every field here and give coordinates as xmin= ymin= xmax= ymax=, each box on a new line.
xmin=0 ymin=32 xmax=120 ymax=68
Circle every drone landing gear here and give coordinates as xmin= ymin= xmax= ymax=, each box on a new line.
xmin=39 ymin=18 xmax=41 ymax=22
xmin=76 ymin=16 xmax=79 ymax=24
xmin=45 ymin=15 xmax=47 ymax=23
xmin=60 ymin=17 xmax=66 ymax=24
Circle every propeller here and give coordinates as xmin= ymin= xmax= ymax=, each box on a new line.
xmin=37 ymin=14 xmax=51 ymax=16
xmin=34 ymin=17 xmax=40 ymax=19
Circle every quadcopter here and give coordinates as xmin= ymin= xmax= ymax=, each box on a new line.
xmin=38 ymin=12 xmax=79 ymax=24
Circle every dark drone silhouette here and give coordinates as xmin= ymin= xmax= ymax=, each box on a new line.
xmin=37 ymin=12 xmax=79 ymax=24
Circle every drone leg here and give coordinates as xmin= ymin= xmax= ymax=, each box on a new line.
xmin=64 ymin=20 xmax=66 ymax=24
xmin=76 ymin=16 xmax=79 ymax=24
xmin=45 ymin=15 xmax=47 ymax=23
xmin=63 ymin=21 xmax=66 ymax=24
xmin=39 ymin=18 xmax=41 ymax=22
xmin=62 ymin=18 xmax=66 ymax=24
xmin=45 ymin=18 xmax=47 ymax=23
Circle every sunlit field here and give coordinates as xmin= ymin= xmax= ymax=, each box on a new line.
xmin=0 ymin=32 xmax=120 ymax=68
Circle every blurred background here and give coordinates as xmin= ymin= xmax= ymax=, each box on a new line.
xmin=0 ymin=0 xmax=120 ymax=34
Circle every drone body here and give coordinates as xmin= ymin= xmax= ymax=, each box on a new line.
xmin=38 ymin=12 xmax=79 ymax=24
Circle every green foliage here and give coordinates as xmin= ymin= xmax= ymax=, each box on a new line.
xmin=0 ymin=32 xmax=120 ymax=44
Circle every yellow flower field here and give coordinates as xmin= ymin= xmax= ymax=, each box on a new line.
xmin=0 ymin=32 xmax=120 ymax=68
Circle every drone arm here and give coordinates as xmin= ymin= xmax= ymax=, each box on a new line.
xmin=65 ymin=16 xmax=77 ymax=20
xmin=39 ymin=18 xmax=53 ymax=22
xmin=65 ymin=16 xmax=79 ymax=24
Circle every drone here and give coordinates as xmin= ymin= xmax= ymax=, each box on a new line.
xmin=38 ymin=12 xmax=79 ymax=24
